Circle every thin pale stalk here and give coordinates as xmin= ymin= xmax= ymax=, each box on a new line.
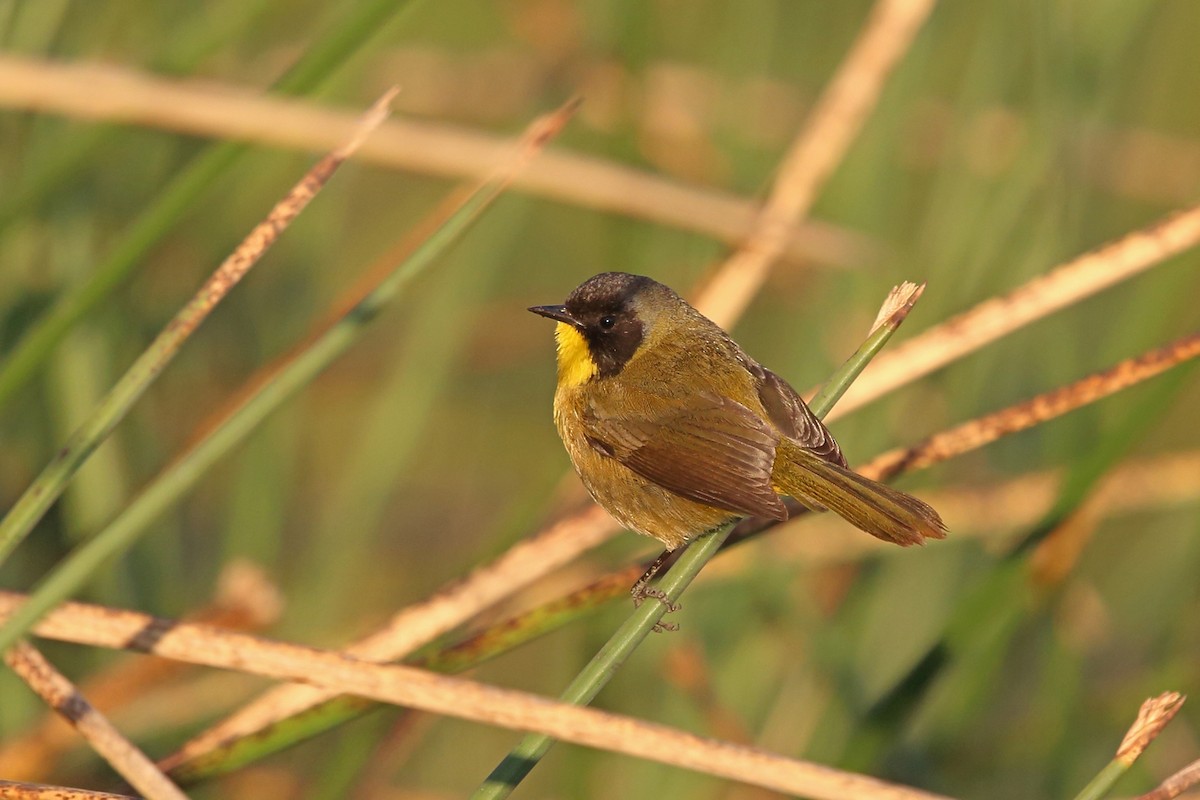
xmin=4 ymin=642 xmax=187 ymax=800
xmin=694 ymin=0 xmax=936 ymax=328
xmin=0 ymin=780 xmax=135 ymax=799
xmin=0 ymin=53 xmax=875 ymax=270
xmin=1135 ymin=757 xmax=1200 ymax=800
xmin=0 ymin=562 xmax=280 ymax=782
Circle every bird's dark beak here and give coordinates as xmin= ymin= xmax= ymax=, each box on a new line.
xmin=528 ymin=304 xmax=579 ymax=326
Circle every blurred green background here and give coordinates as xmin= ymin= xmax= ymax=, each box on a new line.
xmin=1 ymin=1 xmax=1198 ymax=798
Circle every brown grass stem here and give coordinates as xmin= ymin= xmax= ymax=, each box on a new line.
xmin=1135 ymin=757 xmax=1200 ymax=800
xmin=1116 ymin=692 xmax=1187 ymax=766
xmin=161 ymin=507 xmax=618 ymax=771
xmin=0 ymin=781 xmax=136 ymax=799
xmin=0 ymin=53 xmax=870 ymax=269
xmin=3 ymin=641 xmax=187 ymax=800
xmin=0 ymin=592 xmax=951 ymax=800
xmin=694 ymin=0 xmax=937 ymax=327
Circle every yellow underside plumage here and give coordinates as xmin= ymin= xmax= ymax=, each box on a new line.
xmin=554 ymin=322 xmax=598 ymax=388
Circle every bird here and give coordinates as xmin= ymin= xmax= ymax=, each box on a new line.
xmin=529 ymin=272 xmax=945 ymax=593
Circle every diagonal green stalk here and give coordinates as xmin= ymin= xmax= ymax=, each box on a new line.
xmin=0 ymin=0 xmax=420 ymax=410
xmin=472 ymin=292 xmax=920 ymax=799
xmin=1071 ymin=760 xmax=1130 ymax=800
xmin=0 ymin=148 xmax=525 ymax=656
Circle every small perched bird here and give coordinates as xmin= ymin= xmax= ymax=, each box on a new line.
xmin=530 ymin=272 xmax=945 ymax=573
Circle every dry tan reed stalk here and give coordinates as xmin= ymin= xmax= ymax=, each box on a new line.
xmin=829 ymin=204 xmax=1200 ymax=421
xmin=0 ymin=562 xmax=280 ymax=782
xmin=0 ymin=594 xmax=951 ymax=800
xmin=0 ymin=54 xmax=869 ymax=268
xmin=1135 ymin=757 xmax=1200 ymax=800
xmin=154 ymin=87 xmax=397 ymax=341
xmin=3 ymin=641 xmax=187 ymax=800
xmin=859 ymin=331 xmax=1200 ymax=482
xmin=693 ymin=0 xmax=936 ymax=327
xmin=0 ymin=781 xmax=135 ymax=800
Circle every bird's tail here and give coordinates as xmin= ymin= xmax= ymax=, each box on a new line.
xmin=773 ymin=440 xmax=946 ymax=546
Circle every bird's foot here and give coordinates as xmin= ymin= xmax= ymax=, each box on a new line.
xmin=632 ymin=585 xmax=681 ymax=632
xmin=631 ymin=548 xmax=680 ymax=630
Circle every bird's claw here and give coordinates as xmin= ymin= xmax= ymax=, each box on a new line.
xmin=631 ymin=585 xmax=681 ymax=632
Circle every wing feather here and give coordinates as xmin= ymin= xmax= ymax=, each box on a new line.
xmin=583 ymin=393 xmax=787 ymax=520
xmin=753 ymin=366 xmax=847 ymax=467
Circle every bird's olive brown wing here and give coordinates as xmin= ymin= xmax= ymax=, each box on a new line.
xmin=582 ymin=393 xmax=788 ymax=521
xmin=752 ymin=364 xmax=847 ymax=467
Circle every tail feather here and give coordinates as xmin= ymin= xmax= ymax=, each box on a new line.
xmin=773 ymin=441 xmax=946 ymax=546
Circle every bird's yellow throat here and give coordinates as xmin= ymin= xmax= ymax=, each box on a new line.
xmin=554 ymin=322 xmax=598 ymax=388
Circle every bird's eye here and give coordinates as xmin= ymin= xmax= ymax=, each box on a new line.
xmin=600 ymin=315 xmax=616 ymax=329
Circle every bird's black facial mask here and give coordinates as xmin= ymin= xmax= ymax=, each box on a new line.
xmin=564 ymin=273 xmax=651 ymax=378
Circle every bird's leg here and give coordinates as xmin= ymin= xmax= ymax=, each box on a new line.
xmin=631 ymin=549 xmax=672 ymax=605
xmin=631 ymin=549 xmax=681 ymax=631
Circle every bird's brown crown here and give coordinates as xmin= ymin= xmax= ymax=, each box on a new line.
xmin=561 ymin=272 xmax=659 ymax=378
